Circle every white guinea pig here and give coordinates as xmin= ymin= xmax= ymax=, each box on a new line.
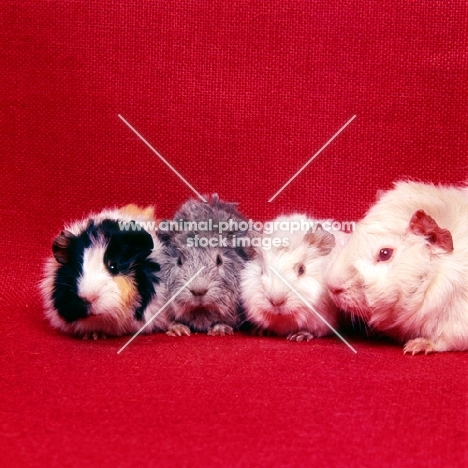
xmin=326 ymin=180 xmax=468 ymax=354
xmin=241 ymin=214 xmax=348 ymax=341
xmin=41 ymin=205 xmax=171 ymax=339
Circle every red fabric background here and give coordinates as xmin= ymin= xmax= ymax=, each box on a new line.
xmin=1 ymin=1 xmax=467 ymax=466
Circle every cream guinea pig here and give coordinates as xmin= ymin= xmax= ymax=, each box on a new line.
xmin=241 ymin=214 xmax=348 ymax=341
xmin=41 ymin=205 xmax=171 ymax=339
xmin=326 ymin=180 xmax=468 ymax=354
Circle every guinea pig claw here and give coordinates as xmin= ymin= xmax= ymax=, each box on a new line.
xmin=403 ymin=338 xmax=434 ymax=355
xmin=82 ymin=332 xmax=106 ymax=340
xmin=166 ymin=323 xmax=191 ymax=337
xmin=287 ymin=332 xmax=314 ymax=342
xmin=207 ymin=324 xmax=234 ymax=336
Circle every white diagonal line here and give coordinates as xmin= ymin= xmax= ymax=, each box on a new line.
xmin=267 ymin=266 xmax=357 ymax=353
xmin=117 ymin=266 xmax=206 ymax=354
xmin=118 ymin=114 xmax=207 ymax=203
xmin=268 ymin=115 xmax=356 ymax=202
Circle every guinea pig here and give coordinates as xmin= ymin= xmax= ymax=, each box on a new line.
xmin=326 ymin=180 xmax=468 ymax=354
xmin=159 ymin=194 xmax=253 ymax=336
xmin=41 ymin=205 xmax=171 ymax=339
xmin=240 ymin=214 xmax=347 ymax=341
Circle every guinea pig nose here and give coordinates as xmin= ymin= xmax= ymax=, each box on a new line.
xmin=80 ymin=293 xmax=99 ymax=304
xmin=190 ymin=287 xmax=208 ymax=297
xmin=328 ymin=285 xmax=344 ymax=296
xmin=269 ymin=297 xmax=286 ymax=307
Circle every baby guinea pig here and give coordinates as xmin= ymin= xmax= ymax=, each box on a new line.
xmin=326 ymin=180 xmax=468 ymax=354
xmin=241 ymin=214 xmax=348 ymax=341
xmin=160 ymin=194 xmax=253 ymax=337
xmin=41 ymin=205 xmax=170 ymax=339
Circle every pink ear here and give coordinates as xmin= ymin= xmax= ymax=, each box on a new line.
xmin=375 ymin=189 xmax=386 ymax=202
xmin=52 ymin=230 xmax=75 ymax=264
xmin=408 ymin=210 xmax=453 ymax=253
xmin=304 ymin=228 xmax=336 ymax=256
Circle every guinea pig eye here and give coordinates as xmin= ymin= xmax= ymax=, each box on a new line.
xmin=216 ymin=254 xmax=223 ymax=266
xmin=377 ymin=248 xmax=394 ymax=262
xmin=177 ymin=256 xmax=183 ymax=267
xmin=297 ymin=264 xmax=305 ymax=276
xmin=107 ymin=261 xmax=119 ymax=274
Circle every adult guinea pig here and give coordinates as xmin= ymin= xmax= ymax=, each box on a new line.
xmin=41 ymin=205 xmax=170 ymax=339
xmin=159 ymin=194 xmax=253 ymax=336
xmin=326 ymin=180 xmax=468 ymax=354
xmin=241 ymin=214 xmax=347 ymax=341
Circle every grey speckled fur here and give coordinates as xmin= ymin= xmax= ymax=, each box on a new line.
xmin=161 ymin=194 xmax=253 ymax=334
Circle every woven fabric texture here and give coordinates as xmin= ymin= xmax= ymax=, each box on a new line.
xmin=1 ymin=1 xmax=467 ymax=467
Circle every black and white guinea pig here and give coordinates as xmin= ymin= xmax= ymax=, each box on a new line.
xmin=326 ymin=180 xmax=468 ymax=354
xmin=41 ymin=205 xmax=170 ymax=339
xmin=160 ymin=194 xmax=253 ymax=337
xmin=241 ymin=214 xmax=347 ymax=341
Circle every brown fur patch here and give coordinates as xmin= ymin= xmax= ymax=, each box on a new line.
xmin=114 ymin=275 xmax=138 ymax=310
xmin=119 ymin=204 xmax=155 ymax=220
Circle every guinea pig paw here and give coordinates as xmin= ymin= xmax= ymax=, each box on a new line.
xmin=166 ymin=322 xmax=191 ymax=337
xmin=403 ymin=338 xmax=434 ymax=356
xmin=287 ymin=331 xmax=314 ymax=342
xmin=207 ymin=324 xmax=234 ymax=336
xmin=82 ymin=332 xmax=107 ymax=340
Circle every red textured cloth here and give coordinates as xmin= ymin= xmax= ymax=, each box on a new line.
xmin=1 ymin=1 xmax=467 ymax=466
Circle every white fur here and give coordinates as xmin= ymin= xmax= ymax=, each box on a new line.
xmin=40 ymin=206 xmax=170 ymax=338
xmin=326 ymin=181 xmax=468 ymax=353
xmin=241 ymin=214 xmax=345 ymax=340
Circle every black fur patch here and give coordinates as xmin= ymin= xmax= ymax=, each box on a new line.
xmin=52 ymin=223 xmax=95 ymax=323
xmin=101 ymin=220 xmax=159 ymax=321
xmin=133 ymin=261 xmax=160 ymax=321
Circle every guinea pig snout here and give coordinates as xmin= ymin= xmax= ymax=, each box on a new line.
xmin=327 ymin=282 xmax=345 ymax=296
xmin=189 ymin=286 xmax=208 ymax=297
xmin=187 ymin=278 xmax=210 ymax=298
xmin=326 ymin=278 xmax=356 ymax=311
xmin=78 ymin=277 xmax=102 ymax=302
xmin=78 ymin=278 xmax=106 ymax=311
xmin=79 ymin=291 xmax=100 ymax=305
xmin=268 ymin=295 xmax=286 ymax=307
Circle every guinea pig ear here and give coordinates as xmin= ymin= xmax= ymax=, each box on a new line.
xmin=304 ymin=227 xmax=336 ymax=256
xmin=156 ymin=220 xmax=174 ymax=247
xmin=375 ymin=189 xmax=386 ymax=202
xmin=52 ymin=230 xmax=76 ymax=265
xmin=239 ymin=229 xmax=263 ymax=261
xmin=235 ymin=245 xmax=256 ymax=261
xmin=211 ymin=193 xmax=220 ymax=205
xmin=409 ymin=210 xmax=454 ymax=253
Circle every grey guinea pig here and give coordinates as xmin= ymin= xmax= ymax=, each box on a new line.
xmin=159 ymin=194 xmax=253 ymax=336
xmin=41 ymin=205 xmax=171 ymax=339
